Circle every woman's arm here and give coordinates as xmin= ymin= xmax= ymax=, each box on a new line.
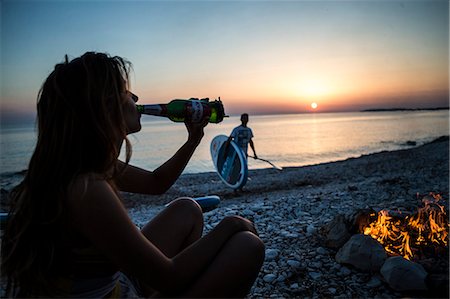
xmin=115 ymin=119 xmax=208 ymax=194
xmin=68 ymin=178 xmax=255 ymax=294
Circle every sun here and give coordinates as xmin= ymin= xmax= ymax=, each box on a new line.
xmin=311 ymin=102 xmax=318 ymax=109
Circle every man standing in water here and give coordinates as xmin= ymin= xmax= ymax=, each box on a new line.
xmin=227 ymin=113 xmax=257 ymax=159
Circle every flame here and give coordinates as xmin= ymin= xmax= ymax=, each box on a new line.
xmin=363 ymin=193 xmax=449 ymax=260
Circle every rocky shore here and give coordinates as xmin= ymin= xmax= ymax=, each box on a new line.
xmin=124 ymin=136 xmax=449 ymax=298
xmin=1 ymin=136 xmax=448 ymax=298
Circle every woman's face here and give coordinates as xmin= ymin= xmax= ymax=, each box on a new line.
xmin=122 ymin=91 xmax=141 ymax=134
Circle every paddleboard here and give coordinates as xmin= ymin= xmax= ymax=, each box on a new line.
xmin=193 ymin=195 xmax=221 ymax=212
xmin=165 ymin=196 xmax=221 ymax=212
xmin=0 ymin=212 xmax=9 ymax=228
xmin=210 ymin=135 xmax=248 ymax=189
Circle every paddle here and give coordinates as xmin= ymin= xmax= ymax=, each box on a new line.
xmin=249 ymin=156 xmax=283 ymax=171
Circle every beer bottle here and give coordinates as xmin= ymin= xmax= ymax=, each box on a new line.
xmin=136 ymin=97 xmax=226 ymax=123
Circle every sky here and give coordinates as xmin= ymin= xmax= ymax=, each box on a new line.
xmin=1 ymin=0 xmax=449 ymax=124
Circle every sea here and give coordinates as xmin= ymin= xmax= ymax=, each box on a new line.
xmin=0 ymin=110 xmax=448 ymax=191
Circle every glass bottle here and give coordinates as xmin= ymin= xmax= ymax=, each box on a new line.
xmin=136 ymin=97 xmax=226 ymax=123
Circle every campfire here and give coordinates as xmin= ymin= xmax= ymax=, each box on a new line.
xmin=321 ymin=192 xmax=449 ymax=295
xmin=362 ymin=193 xmax=449 ymax=261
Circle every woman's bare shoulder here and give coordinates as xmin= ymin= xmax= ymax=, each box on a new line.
xmin=67 ymin=173 xmax=117 ymax=208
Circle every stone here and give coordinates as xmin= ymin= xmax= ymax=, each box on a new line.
xmin=265 ymin=249 xmax=279 ymax=261
xmin=366 ymin=275 xmax=383 ymax=288
xmin=309 ymin=272 xmax=322 ymax=280
xmin=323 ymin=214 xmax=352 ymax=249
xmin=348 ymin=185 xmax=358 ymax=191
xmin=328 ymin=287 xmax=337 ymax=294
xmin=242 ymin=209 xmax=255 ymax=216
xmin=316 ymin=247 xmax=328 ymax=255
xmin=306 ymin=224 xmax=316 ymax=235
xmin=380 ymin=256 xmax=428 ymax=291
xmin=263 ymin=274 xmax=277 ymax=283
xmin=339 ymin=267 xmax=352 ymax=276
xmin=287 ymin=259 xmax=301 ymax=268
xmin=335 ymin=234 xmax=387 ymax=272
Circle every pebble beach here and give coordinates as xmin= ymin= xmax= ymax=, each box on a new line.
xmin=123 ymin=136 xmax=449 ymax=298
xmin=1 ymin=136 xmax=448 ymax=298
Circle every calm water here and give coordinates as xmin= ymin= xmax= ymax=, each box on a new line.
xmin=1 ymin=110 xmax=448 ymax=189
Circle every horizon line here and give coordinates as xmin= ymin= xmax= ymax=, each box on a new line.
xmin=2 ymin=106 xmax=449 ymax=127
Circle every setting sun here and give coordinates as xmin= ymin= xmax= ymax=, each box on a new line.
xmin=311 ymin=102 xmax=318 ymax=110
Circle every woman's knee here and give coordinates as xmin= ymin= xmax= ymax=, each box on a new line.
xmin=167 ymin=197 xmax=203 ymax=221
xmin=232 ymin=231 xmax=265 ymax=264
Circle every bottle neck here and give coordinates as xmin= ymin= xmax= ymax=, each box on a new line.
xmin=136 ymin=104 xmax=168 ymax=116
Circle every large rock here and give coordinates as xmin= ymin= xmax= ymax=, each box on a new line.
xmin=380 ymin=256 xmax=428 ymax=291
xmin=322 ymin=214 xmax=351 ymax=249
xmin=335 ymin=234 xmax=387 ymax=272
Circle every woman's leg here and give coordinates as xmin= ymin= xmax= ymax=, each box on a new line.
xmin=130 ymin=198 xmax=203 ymax=296
xmin=136 ymin=198 xmax=264 ymax=298
xmin=140 ymin=197 xmax=204 ymax=257
xmin=181 ymin=231 xmax=265 ymax=298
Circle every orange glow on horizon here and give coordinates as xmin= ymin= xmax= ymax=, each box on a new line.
xmin=131 ymin=84 xmax=449 ymax=115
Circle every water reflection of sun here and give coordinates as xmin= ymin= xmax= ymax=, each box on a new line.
xmin=311 ymin=102 xmax=318 ymax=110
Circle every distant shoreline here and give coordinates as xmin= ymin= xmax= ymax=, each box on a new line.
xmin=2 ymin=107 xmax=449 ymax=126
xmin=361 ymin=107 xmax=449 ymax=112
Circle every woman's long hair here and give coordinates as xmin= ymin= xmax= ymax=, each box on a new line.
xmin=1 ymin=52 xmax=133 ymax=296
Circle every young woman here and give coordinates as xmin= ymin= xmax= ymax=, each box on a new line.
xmin=1 ymin=52 xmax=264 ymax=298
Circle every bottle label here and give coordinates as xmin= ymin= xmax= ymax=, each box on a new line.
xmin=190 ymin=100 xmax=203 ymax=122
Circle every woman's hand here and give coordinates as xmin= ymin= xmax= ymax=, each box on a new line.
xmin=185 ymin=117 xmax=209 ymax=146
